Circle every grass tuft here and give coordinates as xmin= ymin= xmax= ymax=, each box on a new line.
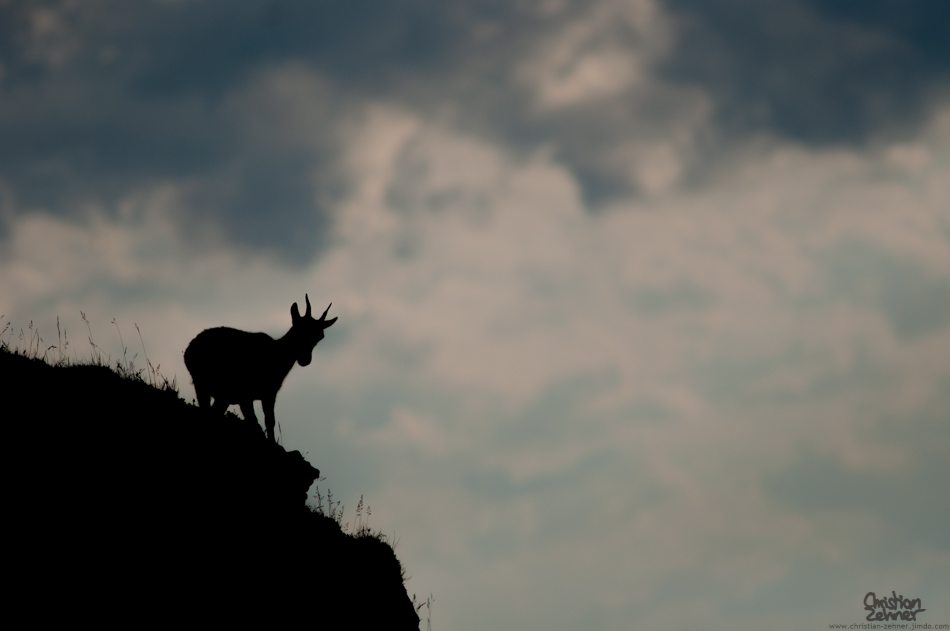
xmin=413 ymin=593 xmax=435 ymax=631
xmin=311 ymin=485 xmax=388 ymax=541
xmin=2 ymin=313 xmax=177 ymax=394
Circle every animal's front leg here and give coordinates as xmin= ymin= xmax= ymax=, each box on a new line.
xmin=262 ymin=396 xmax=277 ymax=443
xmin=194 ymin=387 xmax=210 ymax=408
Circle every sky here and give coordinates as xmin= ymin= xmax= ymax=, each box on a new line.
xmin=2 ymin=1 xmax=949 ymax=628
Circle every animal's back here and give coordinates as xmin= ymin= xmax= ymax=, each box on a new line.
xmin=185 ymin=327 xmax=278 ymax=403
xmin=186 ymin=327 xmax=250 ymax=369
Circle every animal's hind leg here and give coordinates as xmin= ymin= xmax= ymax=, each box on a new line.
xmin=262 ymin=396 xmax=276 ymax=443
xmin=211 ymin=398 xmax=229 ymax=415
xmin=239 ymin=401 xmax=260 ymax=430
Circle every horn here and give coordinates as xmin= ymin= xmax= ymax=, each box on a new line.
xmin=305 ymin=294 xmax=312 ymax=318
xmin=320 ymin=303 xmax=332 ymax=321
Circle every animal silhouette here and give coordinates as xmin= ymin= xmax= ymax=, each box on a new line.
xmin=184 ymin=295 xmax=337 ymax=442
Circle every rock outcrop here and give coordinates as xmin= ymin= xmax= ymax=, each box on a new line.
xmin=3 ymin=348 xmax=420 ymax=628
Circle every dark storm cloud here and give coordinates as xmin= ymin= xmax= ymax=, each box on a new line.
xmin=661 ymin=0 xmax=950 ymax=144
xmin=0 ymin=0 xmax=539 ymax=261
xmin=3 ymin=0 xmax=950 ymax=261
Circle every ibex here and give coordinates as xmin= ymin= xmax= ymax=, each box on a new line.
xmin=184 ymin=295 xmax=337 ymax=442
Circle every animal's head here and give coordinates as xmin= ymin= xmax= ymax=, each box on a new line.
xmin=290 ymin=294 xmax=337 ymax=366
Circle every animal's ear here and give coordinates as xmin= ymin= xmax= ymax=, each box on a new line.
xmin=323 ymin=316 xmax=338 ymax=328
xmin=291 ymin=302 xmax=301 ymax=323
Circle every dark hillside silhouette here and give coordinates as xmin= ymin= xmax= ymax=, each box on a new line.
xmin=185 ymin=294 xmax=337 ymax=441
xmin=3 ymin=346 xmax=419 ymax=627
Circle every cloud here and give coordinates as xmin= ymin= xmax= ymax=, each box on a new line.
xmin=766 ymin=436 xmax=950 ymax=553
xmin=5 ymin=0 xmax=950 ymax=262
xmin=7 ymin=0 xmax=948 ymax=266
xmin=819 ymin=239 xmax=950 ymax=340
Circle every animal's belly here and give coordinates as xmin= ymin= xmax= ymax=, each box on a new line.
xmin=208 ymin=376 xmax=274 ymax=403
